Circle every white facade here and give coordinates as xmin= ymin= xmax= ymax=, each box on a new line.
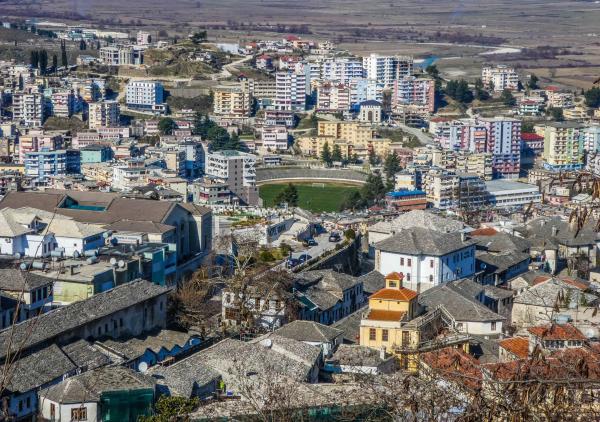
xmin=112 ymin=166 xmax=148 ymax=191
xmin=205 ymin=150 xmax=257 ymax=187
xmin=261 ymin=125 xmax=289 ymax=150
xmin=88 ymin=101 xmax=120 ymax=129
xmin=454 ymin=319 xmax=503 ymax=336
xmin=375 ymin=246 xmax=476 ymax=292
xmin=275 ymin=70 xmax=306 ymax=111
xmin=485 ymin=180 xmax=542 ymax=208
xmin=482 ymin=65 xmax=519 ymax=92
xmin=321 ymin=57 xmax=364 ymax=85
xmin=12 ymin=92 xmax=45 ymax=126
xmin=126 ymin=80 xmax=164 ymax=109
xmin=362 ymin=54 xmax=413 ymax=87
xmin=40 ymin=399 xmax=99 ymax=422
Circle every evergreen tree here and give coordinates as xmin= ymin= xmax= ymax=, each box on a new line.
xmin=474 ymin=78 xmax=489 ymax=101
xmin=38 ymin=50 xmax=48 ymax=75
xmin=368 ymin=149 xmax=379 ymax=166
xmin=79 ymin=40 xmax=87 ymax=50
xmin=321 ymin=141 xmax=332 ymax=166
xmin=500 ymin=89 xmax=516 ymax=107
xmin=52 ymin=54 xmax=58 ymax=73
xmin=361 ymin=173 xmax=386 ymax=205
xmin=18 ymin=74 xmax=23 ymax=91
xmin=158 ymin=117 xmax=177 ymax=135
xmin=275 ymin=183 xmax=299 ymax=207
xmin=383 ymin=151 xmax=401 ymax=179
xmin=584 ymin=87 xmax=600 ymax=108
xmin=527 ymin=74 xmax=539 ymax=90
xmin=61 ymin=41 xmax=68 ymax=68
xmin=30 ymin=50 xmax=39 ymax=69
xmin=331 ymin=143 xmax=343 ymax=162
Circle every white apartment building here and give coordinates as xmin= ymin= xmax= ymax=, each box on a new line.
xmin=583 ymin=126 xmax=600 ymax=153
xmin=275 ymin=70 xmax=306 ymax=111
xmin=99 ymin=46 xmax=135 ymax=66
xmin=112 ymin=165 xmax=149 ymax=191
xmin=12 ymin=91 xmax=45 ymax=127
xmin=88 ymin=101 xmax=120 ymax=129
xmin=126 ymin=80 xmax=164 ymax=110
xmin=362 ymin=54 xmax=413 ymax=87
xmin=374 ymin=227 xmax=476 ymax=293
xmin=485 ymin=180 xmax=542 ymax=208
xmin=349 ymin=78 xmax=384 ymax=106
xmin=320 ymin=57 xmax=364 ymax=85
xmin=137 ymin=31 xmax=152 ymax=45
xmin=205 ymin=150 xmax=258 ymax=205
xmin=482 ymin=65 xmax=519 ymax=92
xmin=261 ymin=126 xmax=289 ymax=151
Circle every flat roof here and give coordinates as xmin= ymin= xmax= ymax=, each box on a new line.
xmin=485 ymin=180 xmax=539 ymax=193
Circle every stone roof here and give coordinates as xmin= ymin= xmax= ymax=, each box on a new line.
xmin=472 ymin=232 xmax=530 ymax=253
xmin=97 ymin=329 xmax=196 ymax=361
xmin=0 ymin=279 xmax=171 ymax=360
xmin=516 ymin=216 xmax=598 ymax=248
xmin=61 ymin=339 xmax=111 ymax=370
xmin=0 ymin=208 xmax=34 ymax=237
xmin=150 ymin=354 xmax=221 ymax=398
xmin=2 ymin=344 xmax=76 ymax=394
xmin=418 ymin=282 xmax=505 ymax=323
xmin=331 ymin=308 xmax=364 ymax=344
xmin=106 ymin=220 xmax=176 ymax=234
xmin=297 ymin=270 xmax=362 ymax=292
xmin=275 ymin=320 xmax=343 ymax=343
xmin=374 ymin=227 xmax=474 ymax=256
xmin=514 ymin=278 xmax=597 ymax=308
xmin=476 ymin=251 xmax=530 ymax=274
xmin=0 ymin=269 xmax=53 ymax=292
xmin=42 ymin=366 xmax=155 ymax=404
xmin=330 ymin=344 xmax=393 ymax=368
xmin=358 ymin=271 xmax=386 ymax=295
xmin=368 ymin=210 xmax=465 ymax=235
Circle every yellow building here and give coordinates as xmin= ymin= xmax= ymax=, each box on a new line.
xmin=297 ymin=133 xmax=392 ymax=160
xmin=213 ymin=82 xmax=252 ymax=117
xmin=360 ymin=272 xmax=421 ymax=370
xmin=542 ymin=121 xmax=584 ymax=170
xmin=317 ymin=121 xmax=374 ymax=144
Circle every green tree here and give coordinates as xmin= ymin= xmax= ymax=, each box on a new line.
xmin=79 ymin=39 xmax=87 ymax=50
xmin=344 ymin=228 xmax=356 ymax=241
xmin=368 ymin=149 xmax=380 ymax=166
xmin=383 ymin=151 xmax=401 ymax=179
xmin=584 ymin=87 xmax=600 ymax=108
xmin=60 ymin=41 xmax=68 ymax=67
xmin=139 ymin=396 xmax=199 ymax=422
xmin=331 ymin=143 xmax=343 ymax=162
xmin=191 ymin=31 xmax=208 ymax=44
xmin=361 ymin=173 xmax=386 ymax=205
xmin=158 ymin=117 xmax=177 ymax=135
xmin=30 ymin=50 xmax=39 ymax=69
xmin=445 ymin=80 xmax=473 ymax=104
xmin=474 ymin=78 xmax=489 ymax=101
xmin=500 ymin=89 xmax=516 ymax=107
xmin=521 ymin=120 xmax=535 ymax=133
xmin=38 ymin=50 xmax=48 ymax=75
xmin=274 ymin=183 xmax=299 ymax=206
xmin=321 ymin=141 xmax=332 ymax=166
xmin=547 ymin=107 xmax=564 ymax=122
xmin=339 ymin=190 xmax=365 ymax=211
xmin=52 ymin=54 xmax=58 ymax=73
xmin=527 ymin=73 xmax=539 ymax=90
xmin=425 ymin=64 xmax=440 ymax=79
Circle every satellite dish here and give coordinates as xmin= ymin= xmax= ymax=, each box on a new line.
xmin=109 ymin=257 xmax=117 ymax=266
xmin=138 ymin=362 xmax=148 ymax=373
xmin=260 ymin=338 xmax=273 ymax=348
xmin=117 ymin=260 xmax=125 ymax=268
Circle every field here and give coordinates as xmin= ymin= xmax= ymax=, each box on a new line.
xmin=259 ymin=183 xmax=359 ymax=213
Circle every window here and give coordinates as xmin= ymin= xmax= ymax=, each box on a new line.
xmin=456 ymin=323 xmax=463 ymax=331
xmin=369 ymin=328 xmax=376 ymax=341
xmin=400 ymin=257 xmax=404 ymax=265
xmin=98 ymin=326 xmax=102 ymax=336
xmin=26 ymin=397 xmax=30 ymax=408
xmin=382 ymin=329 xmax=389 ymax=342
xmin=407 ymin=258 xmax=412 ymax=266
xmin=119 ymin=318 xmax=123 ymax=327
xmin=18 ymin=400 xmax=22 ymax=412
xmin=50 ymin=403 xmax=55 ymax=419
xmin=71 ymin=407 xmax=87 ymax=421
xmin=429 ymin=275 xmax=433 ymax=283
xmin=491 ymin=322 xmax=497 ymax=331
xmin=430 ymin=259 xmax=434 ymax=268
xmin=406 ymin=273 xmax=411 ymax=281
xmin=389 ymin=281 xmax=396 ymax=288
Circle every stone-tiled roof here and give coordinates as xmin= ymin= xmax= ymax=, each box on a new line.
xmin=331 ymin=344 xmax=393 ymax=367
xmin=473 ymin=232 xmax=530 ymax=253
xmin=0 ymin=269 xmax=53 ymax=292
xmin=150 ymin=355 xmax=221 ymax=398
xmin=97 ymin=329 xmax=196 ymax=361
xmin=0 ymin=279 xmax=171 ymax=360
xmin=374 ymin=227 xmax=474 ymax=256
xmin=61 ymin=339 xmax=110 ymax=370
xmin=418 ymin=282 xmax=505 ymax=323
xmin=331 ymin=309 xmax=364 ymax=344
xmin=358 ymin=271 xmax=386 ymax=295
xmin=516 ymin=216 xmax=598 ymax=248
xmin=514 ymin=278 xmax=597 ymax=308
xmin=275 ymin=320 xmax=343 ymax=343
xmin=42 ymin=366 xmax=155 ymax=404
xmin=476 ymin=251 xmax=530 ymax=274
xmin=368 ymin=210 xmax=465 ymax=235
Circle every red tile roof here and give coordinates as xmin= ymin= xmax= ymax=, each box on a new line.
xmin=558 ymin=276 xmax=589 ymax=290
xmin=499 ymin=337 xmax=529 ymax=359
xmin=366 ymin=309 xmax=406 ymax=321
xmin=521 ymin=133 xmax=544 ymax=141
xmin=385 ymin=272 xmax=404 ymax=281
xmin=370 ymin=288 xmax=417 ymax=301
xmin=527 ymin=323 xmax=586 ymax=341
xmin=470 ymin=227 xmax=498 ymax=236
xmin=532 ymin=275 xmax=551 ymax=285
xmin=421 ymin=348 xmax=482 ymax=390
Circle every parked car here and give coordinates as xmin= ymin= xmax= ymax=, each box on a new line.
xmin=303 ymin=238 xmax=318 ymax=247
xmin=286 ymin=258 xmax=300 ymax=268
xmin=298 ymin=254 xmax=312 ymax=263
xmin=329 ymin=232 xmax=341 ymax=242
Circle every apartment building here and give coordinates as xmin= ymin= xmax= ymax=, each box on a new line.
xmin=350 ymin=78 xmax=384 ymax=106
xmin=275 ymin=70 xmax=306 ymax=111
xmin=543 ymin=121 xmax=585 ymax=170
xmin=422 ymin=169 xmax=487 ymax=211
xmin=50 ymin=89 xmax=76 ymax=118
xmin=12 ymin=91 xmax=45 ymax=126
xmin=213 ymin=82 xmax=252 ymax=117
xmin=18 ymin=132 xmax=63 ymax=164
xmin=392 ymin=76 xmax=436 ymax=112
xmin=583 ymin=126 xmax=600 ymax=153
xmin=261 ymin=126 xmax=289 ymax=151
xmin=126 ymin=80 xmax=164 ymax=111
xmin=482 ymin=64 xmax=519 ymax=92
xmin=112 ymin=165 xmax=149 ymax=191
xmin=320 ymin=57 xmax=364 ymax=84
xmin=316 ymin=81 xmax=351 ymax=111
xmin=24 ymin=149 xmax=81 ymax=184
xmin=205 ymin=150 xmax=258 ymax=205
xmin=317 ymin=120 xmax=374 ymax=144
xmin=362 ymin=54 xmax=413 ymax=87
xmin=137 ymin=31 xmax=152 ymax=45
xmin=99 ymin=45 xmax=142 ymax=66
xmin=88 ymin=100 xmax=120 ymax=129
xmin=455 ymin=151 xmax=493 ymax=181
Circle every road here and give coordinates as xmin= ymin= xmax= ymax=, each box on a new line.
xmin=395 ymin=123 xmax=435 ymax=146
xmin=212 ymin=55 xmax=253 ymax=81
xmin=290 ymin=232 xmax=340 ymax=262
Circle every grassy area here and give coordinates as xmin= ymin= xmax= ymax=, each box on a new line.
xmin=259 ymin=183 xmax=360 ymax=212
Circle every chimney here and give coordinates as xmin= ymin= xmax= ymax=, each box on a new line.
xmin=380 ymin=346 xmax=386 ymax=360
xmin=461 ymin=232 xmax=466 ymax=242
xmin=552 ymin=226 xmax=558 ymax=236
